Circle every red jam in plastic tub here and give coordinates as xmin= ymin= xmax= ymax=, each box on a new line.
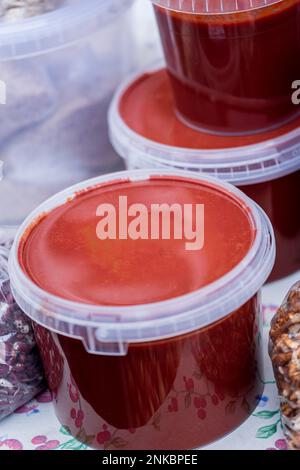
xmin=109 ymin=67 xmax=300 ymax=281
xmin=152 ymin=0 xmax=300 ymax=135
xmin=9 ymin=170 xmax=274 ymax=450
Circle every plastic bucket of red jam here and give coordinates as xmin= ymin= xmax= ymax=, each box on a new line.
xmin=150 ymin=0 xmax=300 ymax=135
xmin=9 ymin=169 xmax=274 ymax=450
xmin=108 ymin=65 xmax=300 ymax=281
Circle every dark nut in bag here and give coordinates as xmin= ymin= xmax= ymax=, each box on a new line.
xmin=0 ymin=232 xmax=45 ymax=421
xmin=269 ymin=282 xmax=300 ymax=450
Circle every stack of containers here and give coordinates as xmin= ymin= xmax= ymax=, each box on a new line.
xmin=109 ymin=0 xmax=300 ymax=281
xmin=0 ymin=0 xmax=136 ymax=226
xmin=0 ymin=0 xmax=290 ymax=451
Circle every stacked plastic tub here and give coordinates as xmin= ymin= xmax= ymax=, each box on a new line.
xmin=109 ymin=0 xmax=300 ymax=281
xmin=0 ymin=0 xmax=136 ymax=226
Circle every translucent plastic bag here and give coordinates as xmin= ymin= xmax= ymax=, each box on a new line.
xmin=0 ymin=230 xmax=45 ymax=421
xmin=269 ymin=281 xmax=300 ymax=450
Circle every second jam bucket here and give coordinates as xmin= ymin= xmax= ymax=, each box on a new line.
xmin=109 ymin=66 xmax=300 ymax=281
xmin=150 ymin=0 xmax=300 ymax=135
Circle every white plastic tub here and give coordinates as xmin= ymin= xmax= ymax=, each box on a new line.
xmin=109 ymin=64 xmax=300 ymax=281
xmin=150 ymin=0 xmax=300 ymax=135
xmin=9 ymin=168 xmax=275 ymax=449
xmin=0 ymin=0 xmax=136 ymax=226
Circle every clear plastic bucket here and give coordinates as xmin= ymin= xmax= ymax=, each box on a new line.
xmin=0 ymin=0 xmax=136 ymax=226
xmin=109 ymin=65 xmax=300 ymax=281
xmin=9 ymin=169 xmax=275 ymax=450
xmin=150 ymin=0 xmax=300 ymax=135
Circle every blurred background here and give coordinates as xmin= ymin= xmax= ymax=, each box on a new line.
xmin=0 ymin=0 xmax=162 ymax=226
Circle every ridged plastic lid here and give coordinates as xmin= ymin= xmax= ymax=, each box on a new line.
xmin=109 ymin=65 xmax=300 ymax=185
xmin=9 ymin=169 xmax=275 ymax=356
xmin=151 ymin=0 xmax=284 ymax=14
xmin=0 ymin=0 xmax=134 ymax=60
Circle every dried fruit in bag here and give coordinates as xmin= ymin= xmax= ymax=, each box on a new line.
xmin=269 ymin=282 xmax=300 ymax=450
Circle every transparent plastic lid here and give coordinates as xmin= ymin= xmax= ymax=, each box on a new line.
xmin=9 ymin=169 xmax=275 ymax=356
xmin=0 ymin=0 xmax=134 ymax=60
xmin=109 ymin=65 xmax=300 ymax=185
xmin=151 ymin=0 xmax=285 ymax=14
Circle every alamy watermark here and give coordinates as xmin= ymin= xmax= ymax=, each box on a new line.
xmin=96 ymin=196 xmax=205 ymax=251
xmin=292 ymin=80 xmax=300 ymax=105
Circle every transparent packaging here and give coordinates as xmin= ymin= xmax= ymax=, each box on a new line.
xmin=269 ymin=281 xmax=300 ymax=451
xmin=0 ymin=161 xmax=45 ymax=420
xmin=9 ymin=169 xmax=275 ymax=449
xmin=151 ymin=0 xmax=300 ymax=135
xmin=0 ymin=0 xmax=136 ymax=226
xmin=0 ymin=230 xmax=45 ymax=421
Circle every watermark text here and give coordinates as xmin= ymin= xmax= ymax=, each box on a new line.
xmin=96 ymin=196 xmax=205 ymax=251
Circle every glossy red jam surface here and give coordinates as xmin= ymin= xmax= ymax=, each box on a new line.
xmin=20 ymin=176 xmax=254 ymax=305
xmin=119 ymin=69 xmax=300 ymax=280
xmin=20 ymin=176 xmax=262 ymax=450
xmin=154 ymin=0 xmax=300 ymax=134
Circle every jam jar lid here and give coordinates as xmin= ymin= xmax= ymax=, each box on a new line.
xmin=0 ymin=0 xmax=134 ymax=61
xmin=151 ymin=0 xmax=286 ymax=15
xmin=108 ymin=64 xmax=300 ymax=185
xmin=9 ymin=169 xmax=275 ymax=356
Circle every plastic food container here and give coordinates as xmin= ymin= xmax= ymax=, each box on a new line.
xmin=0 ymin=0 xmax=136 ymax=226
xmin=9 ymin=169 xmax=274 ymax=450
xmin=151 ymin=0 xmax=300 ymax=135
xmin=109 ymin=66 xmax=300 ymax=281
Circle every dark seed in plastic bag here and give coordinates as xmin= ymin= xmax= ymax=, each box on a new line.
xmin=0 ymin=237 xmax=45 ymax=421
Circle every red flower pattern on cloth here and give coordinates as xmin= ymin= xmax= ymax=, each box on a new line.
xmin=96 ymin=425 xmax=112 ymax=445
xmin=70 ymin=408 xmax=84 ymax=428
xmin=183 ymin=377 xmax=194 ymax=392
xmin=0 ymin=439 xmax=23 ymax=450
xmin=193 ymin=397 xmax=207 ymax=409
xmin=267 ymin=439 xmax=288 ymax=451
xmin=68 ymin=376 xmax=79 ymax=404
xmin=31 ymin=435 xmax=60 ymax=450
xmin=33 ymin=325 xmax=64 ymax=391
xmin=168 ymin=397 xmax=178 ymax=413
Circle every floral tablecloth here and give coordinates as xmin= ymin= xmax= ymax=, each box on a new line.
xmin=0 ymin=271 xmax=299 ymax=451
